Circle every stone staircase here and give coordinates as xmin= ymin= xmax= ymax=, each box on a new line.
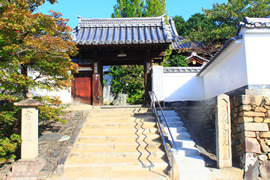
xmin=52 ymin=108 xmax=170 ymax=180
xmin=158 ymin=110 xmax=213 ymax=180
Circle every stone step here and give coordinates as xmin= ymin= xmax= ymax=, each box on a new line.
xmin=171 ymin=131 xmax=191 ymax=140
xmin=158 ymin=111 xmax=178 ymax=117
xmin=72 ymin=142 xmax=163 ymax=153
xmin=161 ymin=117 xmax=181 ymax=121
xmin=174 ymin=139 xmax=195 ymax=149
xmin=64 ymin=162 xmax=169 ymax=173
xmin=166 ymin=121 xmax=184 ymax=127
xmin=179 ymin=167 xmax=213 ymax=180
xmin=89 ymin=112 xmax=153 ymax=118
xmin=83 ymin=122 xmax=157 ymax=129
xmin=91 ymin=108 xmax=150 ymax=113
xmin=77 ymin=134 xmax=161 ymax=144
xmin=165 ymin=127 xmax=187 ymax=133
xmin=175 ymin=156 xmax=205 ymax=168
xmin=80 ymin=128 xmax=158 ymax=136
xmin=174 ymin=147 xmax=200 ymax=157
xmin=60 ymin=165 xmax=169 ymax=179
xmin=86 ymin=116 xmax=155 ymax=123
xmin=66 ymin=151 xmax=166 ymax=164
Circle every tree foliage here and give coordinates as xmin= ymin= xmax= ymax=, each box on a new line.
xmin=112 ymin=0 xmax=144 ymax=18
xmin=173 ymin=0 xmax=270 ymax=57
xmin=109 ymin=65 xmax=145 ymax=104
xmin=161 ymin=49 xmax=189 ymax=67
xmin=0 ymin=0 xmax=78 ymax=162
xmin=110 ymin=0 xmax=167 ymax=104
xmin=203 ymin=0 xmax=270 ymax=41
xmin=112 ymin=0 xmax=167 ymax=18
xmin=144 ymin=0 xmax=167 ymax=17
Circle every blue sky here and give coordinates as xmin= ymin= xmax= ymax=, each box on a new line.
xmin=37 ymin=0 xmax=227 ymax=29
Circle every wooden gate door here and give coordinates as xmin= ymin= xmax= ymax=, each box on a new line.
xmin=72 ymin=71 xmax=92 ymax=104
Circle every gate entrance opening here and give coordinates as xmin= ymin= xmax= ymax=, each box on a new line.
xmin=72 ymin=16 xmax=178 ymax=106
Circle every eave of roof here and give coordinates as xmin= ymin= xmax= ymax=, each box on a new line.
xmin=186 ymin=52 xmax=209 ymax=62
xmin=73 ymin=16 xmax=177 ymax=46
xmin=236 ymin=17 xmax=270 ymax=35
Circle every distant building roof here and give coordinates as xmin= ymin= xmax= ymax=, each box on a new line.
xmin=236 ymin=17 xmax=270 ymax=35
xmin=73 ymin=16 xmax=179 ymax=46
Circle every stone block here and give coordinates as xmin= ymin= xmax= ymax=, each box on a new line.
xmin=264 ymin=118 xmax=270 ymax=123
xmin=244 ymin=153 xmax=259 ymax=180
xmin=266 ymin=110 xmax=270 ymax=117
xmin=266 ymin=139 xmax=270 ymax=146
xmin=241 ymin=138 xmax=261 ymax=153
xmin=235 ymin=133 xmax=242 ymax=141
xmin=264 ymin=105 xmax=270 ymax=110
xmin=236 ymin=125 xmax=243 ymax=133
xmin=241 ymin=95 xmax=251 ymax=105
xmin=7 ymin=172 xmax=37 ymax=180
xmin=259 ymin=160 xmax=270 ymax=179
xmin=237 ymin=117 xmax=253 ymax=123
xmin=265 ymin=96 xmax=270 ymax=105
xmin=239 ymin=111 xmax=265 ymax=117
xmin=243 ymin=131 xmax=256 ymax=138
xmin=254 ymin=117 xmax=264 ymax=123
xmin=233 ymin=96 xmax=240 ymax=107
xmin=216 ymin=94 xmax=232 ymax=168
xmin=259 ymin=139 xmax=270 ymax=153
xmin=241 ymin=95 xmax=263 ymax=106
xmin=258 ymin=155 xmax=268 ymax=162
xmin=254 ymin=107 xmax=267 ymax=113
xmin=239 ymin=105 xmax=252 ymax=111
xmin=244 ymin=123 xmax=269 ymax=131
xmin=259 ymin=132 xmax=270 ymax=138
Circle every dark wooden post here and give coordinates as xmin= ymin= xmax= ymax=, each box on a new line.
xmin=92 ymin=60 xmax=102 ymax=107
xmin=144 ymin=52 xmax=152 ymax=107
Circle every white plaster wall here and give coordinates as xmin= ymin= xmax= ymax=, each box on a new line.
xmin=163 ymin=73 xmax=204 ymax=101
xmin=244 ymin=33 xmax=270 ymax=85
xmin=28 ymin=71 xmax=72 ymax=104
xmin=202 ymin=41 xmax=248 ymax=99
xmin=30 ymin=88 xmax=72 ymax=104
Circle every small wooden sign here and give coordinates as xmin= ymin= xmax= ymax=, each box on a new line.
xmin=94 ymin=62 xmax=98 ymax=74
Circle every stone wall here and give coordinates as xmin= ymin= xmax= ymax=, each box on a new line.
xmin=230 ymin=95 xmax=270 ymax=179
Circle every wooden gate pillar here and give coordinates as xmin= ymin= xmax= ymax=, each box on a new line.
xmin=92 ymin=60 xmax=102 ymax=107
xmin=144 ymin=55 xmax=152 ymax=107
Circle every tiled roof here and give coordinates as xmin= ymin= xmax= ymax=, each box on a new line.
xmin=73 ymin=16 xmax=178 ymax=45
xmin=170 ymin=35 xmax=202 ymax=49
xmin=186 ymin=52 xmax=209 ymax=62
xmin=236 ymin=17 xmax=270 ymax=35
xmin=164 ymin=67 xmax=202 ymax=73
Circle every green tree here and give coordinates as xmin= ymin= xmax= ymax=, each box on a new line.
xmin=173 ymin=15 xmax=186 ymax=36
xmin=173 ymin=1 xmax=270 ymax=57
xmin=112 ymin=0 xmax=144 ymax=18
xmin=0 ymin=0 xmax=78 ymax=162
xmin=110 ymin=0 xmax=167 ymax=104
xmin=144 ymin=0 xmax=167 ymax=17
xmin=109 ymin=65 xmax=145 ymax=104
xmin=112 ymin=0 xmax=167 ymax=18
xmin=203 ymin=0 xmax=270 ymax=41
xmin=161 ymin=49 xmax=189 ymax=67
xmin=183 ymin=13 xmax=217 ymax=42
